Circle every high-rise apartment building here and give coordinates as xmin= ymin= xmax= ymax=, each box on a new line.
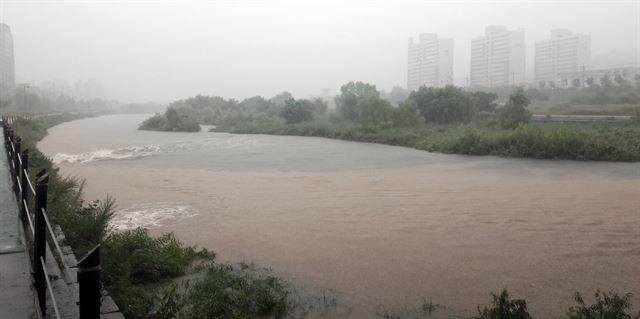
xmin=0 ymin=23 xmax=15 ymax=99
xmin=470 ymin=26 xmax=525 ymax=87
xmin=407 ymin=33 xmax=453 ymax=91
xmin=534 ymin=29 xmax=591 ymax=87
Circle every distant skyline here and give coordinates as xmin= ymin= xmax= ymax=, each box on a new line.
xmin=0 ymin=0 xmax=639 ymax=103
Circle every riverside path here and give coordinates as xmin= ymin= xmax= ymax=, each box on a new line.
xmin=0 ymin=128 xmax=36 ymax=318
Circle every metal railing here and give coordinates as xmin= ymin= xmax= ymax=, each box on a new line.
xmin=2 ymin=116 xmax=101 ymax=319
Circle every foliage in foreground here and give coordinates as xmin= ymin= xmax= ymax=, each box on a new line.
xmin=467 ymin=290 xmax=640 ymax=319
xmin=470 ymin=290 xmax=532 ymax=319
xmin=102 ymin=228 xmax=291 ymax=319
xmin=566 ymin=291 xmax=640 ymax=319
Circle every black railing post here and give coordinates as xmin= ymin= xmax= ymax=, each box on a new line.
xmin=34 ymin=169 xmax=49 ymax=316
xmin=20 ymin=149 xmax=29 ymax=223
xmin=78 ymin=245 xmax=101 ymax=319
xmin=14 ymin=137 xmax=21 ymax=196
xmin=6 ymin=129 xmax=13 ymax=167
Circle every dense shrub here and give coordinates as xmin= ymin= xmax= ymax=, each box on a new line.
xmin=497 ymin=89 xmax=532 ymax=129
xmin=139 ymin=108 xmax=200 ymax=132
xmin=565 ymin=291 xmax=640 ymax=319
xmin=470 ymin=290 xmax=532 ymax=319
xmin=280 ymin=98 xmax=314 ymax=124
xmin=409 ymin=85 xmax=476 ymax=124
xmin=183 ymin=264 xmax=290 ymax=318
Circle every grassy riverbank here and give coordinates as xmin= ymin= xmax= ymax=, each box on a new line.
xmin=11 ymin=114 xmax=292 ymax=319
xmin=216 ymin=121 xmax=640 ymax=162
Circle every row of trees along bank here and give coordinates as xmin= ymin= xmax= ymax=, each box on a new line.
xmin=140 ymin=82 xmax=640 ymax=162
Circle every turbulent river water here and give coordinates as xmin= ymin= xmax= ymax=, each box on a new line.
xmin=39 ymin=114 xmax=640 ymax=318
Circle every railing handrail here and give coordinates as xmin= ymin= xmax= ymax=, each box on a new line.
xmin=40 ymin=257 xmax=62 ymax=319
xmin=24 ymin=168 xmax=36 ymax=195
xmin=23 ymin=200 xmax=34 ymax=236
xmin=42 ymin=207 xmax=74 ymax=278
xmin=2 ymin=117 xmax=100 ymax=319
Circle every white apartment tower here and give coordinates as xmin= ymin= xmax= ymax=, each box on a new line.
xmin=0 ymin=23 xmax=15 ymax=99
xmin=407 ymin=33 xmax=453 ymax=91
xmin=470 ymin=26 xmax=525 ymax=87
xmin=534 ymin=29 xmax=591 ymax=87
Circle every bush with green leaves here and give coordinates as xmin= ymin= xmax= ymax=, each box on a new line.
xmin=391 ymin=99 xmax=425 ymax=127
xmin=409 ymin=85 xmax=476 ymax=124
xmin=140 ymin=107 xmax=200 ymax=132
xmin=497 ymin=89 xmax=532 ymax=129
xmin=280 ymin=98 xmax=314 ymax=124
xmin=181 ymin=263 xmax=290 ymax=318
xmin=565 ymin=291 xmax=640 ymax=319
xmin=469 ymin=290 xmax=532 ymax=319
xmin=101 ymin=228 xmax=215 ymax=318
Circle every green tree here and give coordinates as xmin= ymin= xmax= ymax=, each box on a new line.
xmin=269 ymin=91 xmax=294 ymax=107
xmin=497 ymin=89 xmax=532 ymax=129
xmin=614 ymin=74 xmax=630 ymax=87
xmin=391 ymin=99 xmax=424 ymax=127
xmin=166 ymin=108 xmax=180 ymax=128
xmin=409 ymin=85 xmax=476 ymax=124
xmin=471 ymin=91 xmax=499 ymax=113
xmin=600 ymin=75 xmax=613 ymax=87
xmin=358 ymin=98 xmax=392 ymax=130
xmin=572 ymin=78 xmax=581 ymax=89
xmin=280 ymin=98 xmax=314 ymax=124
xmin=335 ymin=81 xmax=380 ymax=121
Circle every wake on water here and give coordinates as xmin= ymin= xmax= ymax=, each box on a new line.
xmin=52 ymin=145 xmax=162 ymax=164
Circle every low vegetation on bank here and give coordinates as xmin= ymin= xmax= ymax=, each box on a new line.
xmin=12 ymin=115 xmax=292 ymax=319
xmin=143 ymin=81 xmax=640 ymax=162
xmin=219 ymin=121 xmax=640 ymax=162
xmin=468 ymin=290 xmax=639 ymax=319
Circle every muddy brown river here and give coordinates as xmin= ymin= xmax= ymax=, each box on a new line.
xmin=39 ymin=114 xmax=640 ymax=318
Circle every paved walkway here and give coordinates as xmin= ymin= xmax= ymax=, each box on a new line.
xmin=0 ymin=130 xmax=36 ymax=319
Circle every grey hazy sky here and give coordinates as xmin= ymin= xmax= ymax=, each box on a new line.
xmin=1 ymin=0 xmax=639 ymax=103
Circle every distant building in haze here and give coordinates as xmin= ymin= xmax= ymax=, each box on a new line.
xmin=470 ymin=26 xmax=525 ymax=87
xmin=407 ymin=33 xmax=453 ymax=91
xmin=535 ymin=29 xmax=591 ymax=88
xmin=0 ymin=23 xmax=15 ymax=99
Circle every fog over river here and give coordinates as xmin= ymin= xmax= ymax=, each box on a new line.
xmin=39 ymin=114 xmax=640 ymax=318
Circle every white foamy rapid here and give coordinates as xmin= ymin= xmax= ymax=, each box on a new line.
xmin=52 ymin=145 xmax=161 ymax=164
xmin=110 ymin=203 xmax=197 ymax=232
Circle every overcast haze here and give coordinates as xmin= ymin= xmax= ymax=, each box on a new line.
xmin=1 ymin=0 xmax=639 ymax=103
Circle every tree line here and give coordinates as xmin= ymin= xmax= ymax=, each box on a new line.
xmin=141 ymin=82 xmax=533 ymax=132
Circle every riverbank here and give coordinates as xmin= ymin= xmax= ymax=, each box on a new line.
xmin=214 ymin=121 xmax=640 ymax=162
xmin=11 ymin=114 xmax=294 ymax=319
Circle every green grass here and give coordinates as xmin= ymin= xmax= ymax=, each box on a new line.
xmin=532 ymin=104 xmax=640 ymax=116
xmin=216 ymin=121 xmax=640 ymax=162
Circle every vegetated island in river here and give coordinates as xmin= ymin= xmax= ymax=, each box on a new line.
xmin=139 ymin=82 xmax=640 ymax=162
